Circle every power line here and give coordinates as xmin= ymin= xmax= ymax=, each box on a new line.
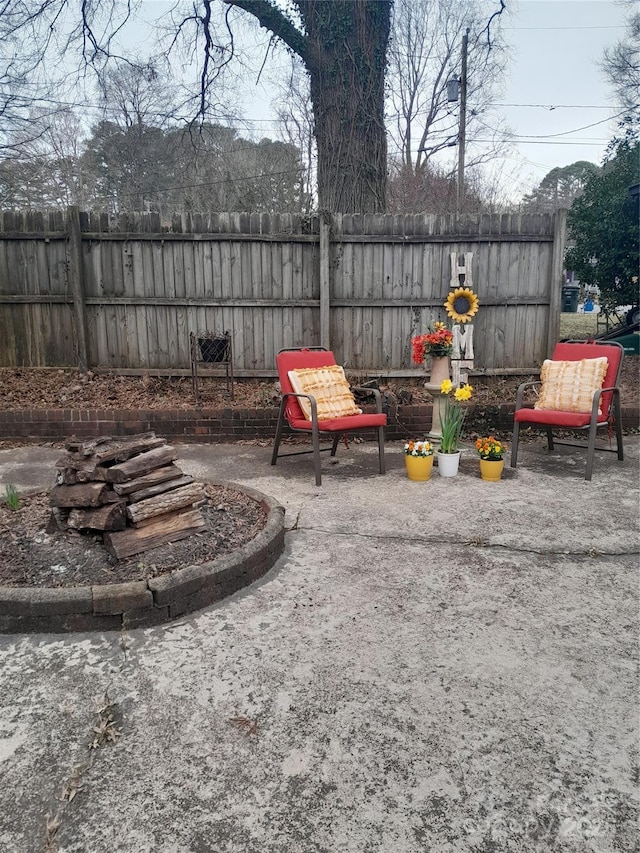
xmin=491 ymin=103 xmax=616 ymax=110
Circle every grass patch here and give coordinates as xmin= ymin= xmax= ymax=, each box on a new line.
xmin=559 ymin=312 xmax=599 ymax=341
xmin=4 ymin=483 xmax=19 ymax=511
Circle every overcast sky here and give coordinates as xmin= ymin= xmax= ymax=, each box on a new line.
xmin=125 ymin=0 xmax=632 ymax=201
xmin=497 ymin=0 xmax=630 ymax=196
xmin=218 ymin=0 xmax=631 ymax=199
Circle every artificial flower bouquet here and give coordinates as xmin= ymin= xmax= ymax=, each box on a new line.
xmin=439 ymin=380 xmax=473 ymax=453
xmin=404 ymin=439 xmax=434 ymax=457
xmin=475 ymin=436 xmax=506 ymax=461
xmin=411 ymin=321 xmax=453 ymax=362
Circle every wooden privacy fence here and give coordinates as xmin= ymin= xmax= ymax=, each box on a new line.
xmin=0 ymin=208 xmax=566 ymax=375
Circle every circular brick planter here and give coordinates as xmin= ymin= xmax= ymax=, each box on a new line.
xmin=0 ymin=482 xmax=285 ymax=634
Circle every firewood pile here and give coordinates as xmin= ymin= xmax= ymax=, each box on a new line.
xmin=49 ymin=433 xmax=206 ymax=559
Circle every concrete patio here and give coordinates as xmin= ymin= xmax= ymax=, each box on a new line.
xmin=1 ymin=436 xmax=639 ymax=852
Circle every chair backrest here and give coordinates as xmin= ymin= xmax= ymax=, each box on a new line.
xmin=276 ymin=348 xmax=337 ymax=422
xmin=551 ymin=340 xmax=623 ymax=419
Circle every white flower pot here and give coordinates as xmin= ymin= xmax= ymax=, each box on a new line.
xmin=437 ymin=450 xmax=461 ymax=477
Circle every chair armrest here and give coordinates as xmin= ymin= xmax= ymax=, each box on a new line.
xmin=352 ymin=386 xmax=383 ymax=414
xmin=515 ymin=380 xmax=541 ymax=409
xmin=281 ymin=391 xmax=318 ymax=422
xmin=591 ymin=386 xmax=620 ymax=420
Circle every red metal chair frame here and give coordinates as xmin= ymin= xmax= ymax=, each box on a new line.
xmin=511 ymin=340 xmax=624 ymax=481
xmin=271 ymin=347 xmax=387 ymax=486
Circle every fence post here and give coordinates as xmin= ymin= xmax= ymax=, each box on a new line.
xmin=547 ymin=208 xmax=567 ymax=357
xmin=66 ymin=205 xmax=90 ymax=372
xmin=319 ymin=211 xmax=331 ymax=350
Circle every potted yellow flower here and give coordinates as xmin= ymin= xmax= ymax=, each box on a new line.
xmin=475 ymin=436 xmax=507 ymax=481
xmin=437 ymin=380 xmax=473 ymax=477
xmin=404 ymin=439 xmax=434 ymax=481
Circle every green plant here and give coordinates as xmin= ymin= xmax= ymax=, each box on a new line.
xmin=475 ymin=436 xmax=507 ymax=460
xmin=439 ymin=380 xmax=473 ymax=453
xmin=404 ymin=439 xmax=433 ymax=457
xmin=565 ymin=132 xmax=639 ymax=314
xmin=4 ymin=483 xmax=20 ymax=511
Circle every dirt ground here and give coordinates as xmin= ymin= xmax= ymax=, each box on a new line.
xmin=0 ymin=484 xmax=267 ymax=589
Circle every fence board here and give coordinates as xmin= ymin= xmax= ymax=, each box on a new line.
xmin=0 ymin=210 xmax=563 ymax=373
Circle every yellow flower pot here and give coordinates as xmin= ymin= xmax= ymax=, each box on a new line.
xmin=479 ymin=459 xmax=505 ymax=482
xmin=405 ymin=454 xmax=434 ymax=481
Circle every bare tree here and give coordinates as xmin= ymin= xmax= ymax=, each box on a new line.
xmin=271 ymin=57 xmax=316 ymax=213
xmin=600 ymin=1 xmax=640 ymax=117
xmin=2 ymin=0 xmax=392 ymax=212
xmin=386 ymin=0 xmax=508 ymax=176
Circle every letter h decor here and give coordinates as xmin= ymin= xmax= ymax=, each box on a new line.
xmin=450 ymin=252 xmax=475 ymax=386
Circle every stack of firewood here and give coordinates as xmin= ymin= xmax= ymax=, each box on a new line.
xmin=49 ymin=433 xmax=206 ymax=559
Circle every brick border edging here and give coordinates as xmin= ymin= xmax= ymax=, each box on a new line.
xmin=0 ymin=403 xmax=638 ymax=443
xmin=0 ymin=481 xmax=285 ymax=634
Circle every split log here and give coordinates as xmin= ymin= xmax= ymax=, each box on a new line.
xmin=100 ymin=489 xmax=124 ymax=504
xmin=128 ymin=475 xmax=194 ymax=504
xmin=50 ymin=483 xmax=109 ymax=508
xmin=67 ymin=503 xmax=127 ymax=532
xmin=104 ymin=509 xmax=206 ymax=559
xmin=130 ymin=507 xmax=196 ymax=529
xmin=126 ymin=483 xmax=204 ymax=524
xmin=112 ymin=464 xmax=184 ymax=496
xmin=102 ymin=446 xmax=179 ymax=484
xmin=46 ymin=508 xmax=70 ymax=533
xmin=55 ymin=454 xmax=106 ymax=484
xmin=93 ymin=435 xmax=166 ymax=463
xmin=65 ymin=432 xmax=160 ymax=458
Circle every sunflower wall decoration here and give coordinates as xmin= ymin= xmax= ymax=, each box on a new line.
xmin=444 ymin=287 xmax=479 ymax=324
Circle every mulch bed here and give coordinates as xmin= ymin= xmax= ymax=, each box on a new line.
xmin=0 ymin=360 xmax=637 ymax=411
xmin=0 ymin=484 xmax=267 ymax=589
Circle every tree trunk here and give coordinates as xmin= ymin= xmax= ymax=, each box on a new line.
xmin=305 ymin=1 xmax=391 ymax=213
xmin=226 ymin=0 xmax=392 ymax=213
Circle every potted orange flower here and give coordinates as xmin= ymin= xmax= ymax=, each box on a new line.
xmin=411 ymin=322 xmax=454 ymax=362
xmin=475 ymin=435 xmax=507 ymax=481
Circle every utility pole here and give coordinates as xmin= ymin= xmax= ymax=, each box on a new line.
xmin=457 ymin=28 xmax=470 ymax=214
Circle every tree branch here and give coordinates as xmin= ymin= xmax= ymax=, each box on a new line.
xmin=477 ymin=0 xmax=506 ymax=48
xmin=222 ymin=0 xmax=309 ymax=63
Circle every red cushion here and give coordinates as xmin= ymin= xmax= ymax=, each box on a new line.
xmin=514 ymin=408 xmax=601 ymax=428
xmin=288 ymin=413 xmax=387 ymax=432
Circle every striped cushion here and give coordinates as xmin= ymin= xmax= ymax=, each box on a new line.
xmin=535 ymin=357 xmax=608 ymax=414
xmin=288 ymin=366 xmax=362 ymax=420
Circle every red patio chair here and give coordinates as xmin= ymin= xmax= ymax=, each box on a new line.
xmin=511 ymin=340 xmax=624 ymax=480
xmin=271 ymin=347 xmax=387 ymax=485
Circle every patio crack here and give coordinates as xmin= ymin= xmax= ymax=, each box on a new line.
xmin=293 ymin=525 xmax=640 ymax=558
xmin=44 ymin=632 xmax=129 ymax=852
